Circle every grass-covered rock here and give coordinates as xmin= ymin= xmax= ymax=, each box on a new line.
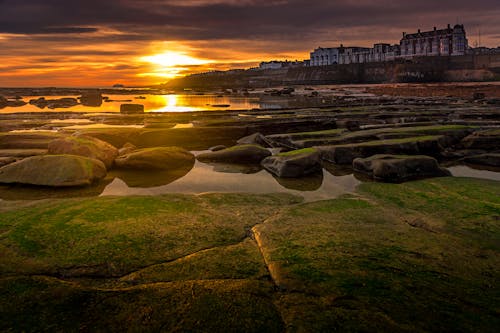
xmin=253 ymin=177 xmax=500 ymax=332
xmin=0 ymin=131 xmax=67 ymax=149
xmin=463 ymin=153 xmax=500 ymax=167
xmin=48 ymin=135 xmax=118 ymax=169
xmin=318 ymin=135 xmax=446 ymax=164
xmin=0 ymin=178 xmax=499 ymax=332
xmin=353 ymin=154 xmax=450 ymax=182
xmin=0 ymin=154 xmax=106 ymax=187
xmin=197 ymin=144 xmax=271 ymax=164
xmin=461 ymin=129 xmax=500 ymax=150
xmin=0 ymin=193 xmax=299 ymax=277
xmin=261 ymin=148 xmax=322 ymax=177
xmin=114 ymin=146 xmax=195 ymax=170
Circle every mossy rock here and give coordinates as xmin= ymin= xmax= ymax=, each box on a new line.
xmin=48 ymin=135 xmax=118 ymax=169
xmin=318 ymin=135 xmax=446 ymax=164
xmin=461 ymin=129 xmax=500 ymax=150
xmin=197 ymin=144 xmax=271 ymax=164
xmin=353 ymin=154 xmax=450 ymax=182
xmin=254 ymin=177 xmax=500 ymax=331
xmin=261 ymin=148 xmax=322 ymax=178
xmin=115 ymin=146 xmax=195 ymax=170
xmin=0 ymin=154 xmax=106 ymax=187
xmin=0 ymin=131 xmax=67 ymax=149
xmin=462 ymin=153 xmax=500 ymax=167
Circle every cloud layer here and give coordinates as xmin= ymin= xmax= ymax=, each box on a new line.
xmin=0 ymin=0 xmax=499 ymax=86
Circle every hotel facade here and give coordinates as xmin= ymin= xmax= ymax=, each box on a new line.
xmin=310 ymin=24 xmax=468 ymax=66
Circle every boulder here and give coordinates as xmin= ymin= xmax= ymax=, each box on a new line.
xmin=46 ymin=97 xmax=78 ymax=109
xmin=472 ymin=92 xmax=486 ymax=100
xmin=6 ymin=100 xmax=27 ymax=107
xmin=0 ymin=149 xmax=47 ymax=158
xmin=0 ymin=157 xmax=17 ymax=167
xmin=48 ymin=135 xmax=118 ymax=169
xmin=209 ymin=145 xmax=227 ymax=152
xmin=118 ymin=142 xmax=137 ymax=156
xmin=0 ymin=95 xmax=7 ymax=108
xmin=79 ymin=92 xmax=103 ymax=107
xmin=318 ymin=136 xmax=446 ymax=165
xmin=115 ymin=147 xmax=195 ymax=170
xmin=197 ymin=144 xmax=271 ymax=164
xmin=0 ymin=132 xmax=67 ymax=149
xmin=29 ymin=97 xmax=48 ymax=109
xmin=261 ymin=148 xmax=322 ymax=178
xmin=461 ymin=129 xmax=500 ymax=150
xmin=120 ymin=103 xmax=144 ymax=114
xmin=462 ymin=153 xmax=500 ymax=167
xmin=0 ymin=155 xmax=106 ymax=187
xmin=353 ymin=154 xmax=450 ymax=183
xmin=237 ymin=132 xmax=272 ymax=148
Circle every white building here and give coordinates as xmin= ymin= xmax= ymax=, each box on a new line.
xmin=259 ymin=61 xmax=285 ymax=70
xmin=309 ymin=24 xmax=468 ymax=66
xmin=259 ymin=60 xmax=305 ymax=70
xmin=310 ymin=47 xmax=341 ymax=66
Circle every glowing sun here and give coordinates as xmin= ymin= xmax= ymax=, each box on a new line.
xmin=140 ymin=51 xmax=211 ymax=79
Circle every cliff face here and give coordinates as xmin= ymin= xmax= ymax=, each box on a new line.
xmin=165 ymin=54 xmax=500 ymax=89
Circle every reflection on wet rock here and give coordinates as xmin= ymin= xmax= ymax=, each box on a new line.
xmin=0 ymin=178 xmax=112 ymax=201
xmin=272 ymin=171 xmax=323 ymax=191
xmin=210 ymin=163 xmax=262 ymax=174
xmin=321 ymin=162 xmax=353 ymax=177
xmin=109 ymin=160 xmax=194 ymax=188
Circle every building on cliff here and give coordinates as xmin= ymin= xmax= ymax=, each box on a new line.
xmin=309 ymin=47 xmax=341 ymax=66
xmin=310 ymin=24 xmax=468 ymax=66
xmin=400 ymin=24 xmax=468 ymax=57
xmin=259 ymin=60 xmax=306 ymax=70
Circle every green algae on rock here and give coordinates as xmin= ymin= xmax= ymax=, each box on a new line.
xmin=0 ymin=154 xmax=106 ymax=187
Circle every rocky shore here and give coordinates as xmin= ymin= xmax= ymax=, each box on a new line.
xmin=0 ymin=84 xmax=499 ymax=332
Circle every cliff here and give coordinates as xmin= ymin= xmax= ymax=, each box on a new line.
xmin=165 ymin=54 xmax=500 ymax=89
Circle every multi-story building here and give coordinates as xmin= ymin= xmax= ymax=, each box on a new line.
xmin=309 ymin=24 xmax=468 ymax=67
xmin=310 ymin=47 xmax=341 ymax=66
xmin=400 ymin=24 xmax=468 ymax=57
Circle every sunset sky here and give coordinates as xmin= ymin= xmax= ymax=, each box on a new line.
xmin=0 ymin=0 xmax=499 ymax=87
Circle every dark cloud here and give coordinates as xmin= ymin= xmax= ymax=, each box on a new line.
xmin=0 ymin=0 xmax=498 ymax=44
xmin=0 ymin=0 xmax=499 ymax=86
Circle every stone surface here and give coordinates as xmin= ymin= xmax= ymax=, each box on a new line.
xmin=115 ymin=147 xmax=195 ymax=170
xmin=0 ymin=157 xmax=17 ymax=167
xmin=0 ymin=132 xmax=67 ymax=149
xmin=463 ymin=153 xmax=500 ymax=167
xmin=48 ymin=135 xmax=119 ymax=169
xmin=118 ymin=142 xmax=137 ymax=156
xmin=261 ymin=148 xmax=321 ymax=177
xmin=461 ymin=129 xmax=500 ymax=150
xmin=0 ymin=149 xmax=47 ymax=158
xmin=237 ymin=132 xmax=272 ymax=148
xmin=0 ymin=155 xmax=106 ymax=187
xmin=79 ymin=92 xmax=103 ymax=107
xmin=197 ymin=144 xmax=271 ymax=164
xmin=209 ymin=145 xmax=227 ymax=152
xmin=120 ymin=104 xmax=144 ymax=114
xmin=353 ymin=154 xmax=450 ymax=182
xmin=318 ymin=136 xmax=446 ymax=165
xmin=29 ymin=97 xmax=78 ymax=109
xmin=0 ymin=95 xmax=7 ymax=108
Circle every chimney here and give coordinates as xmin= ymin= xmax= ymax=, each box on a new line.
xmin=447 ymin=24 xmax=451 ymax=29
xmin=418 ymin=29 xmax=421 ymax=33
xmin=434 ymin=27 xmax=437 ymax=31
xmin=403 ymin=32 xmax=406 ymax=38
